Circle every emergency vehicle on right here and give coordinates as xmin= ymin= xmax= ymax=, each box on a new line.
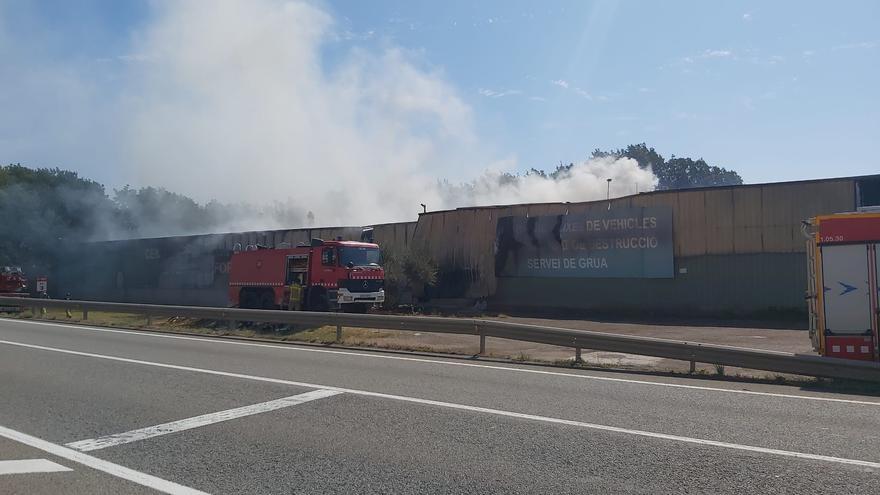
xmin=805 ymin=210 xmax=880 ymax=362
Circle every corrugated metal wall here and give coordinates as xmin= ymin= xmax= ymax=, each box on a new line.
xmin=410 ymin=178 xmax=856 ymax=314
xmin=60 ymin=177 xmax=860 ymax=316
xmin=493 ymin=253 xmax=807 ymax=315
xmin=60 ymin=222 xmax=416 ymax=306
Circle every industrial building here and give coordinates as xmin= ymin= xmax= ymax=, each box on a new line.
xmin=57 ymin=174 xmax=880 ymax=319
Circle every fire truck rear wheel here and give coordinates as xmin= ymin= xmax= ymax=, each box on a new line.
xmin=259 ymin=291 xmax=275 ymax=310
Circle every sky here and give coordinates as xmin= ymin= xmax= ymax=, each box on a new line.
xmin=317 ymin=0 xmax=879 ymax=182
xmin=1 ymin=0 xmax=878 ymax=221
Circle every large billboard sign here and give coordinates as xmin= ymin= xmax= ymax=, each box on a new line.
xmin=494 ymin=206 xmax=674 ymax=278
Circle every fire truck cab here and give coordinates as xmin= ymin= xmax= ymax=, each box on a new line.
xmin=228 ymin=239 xmax=385 ymax=312
xmin=805 ymin=210 xmax=880 ymax=362
xmin=0 ymin=266 xmax=28 ymax=296
xmin=0 ymin=266 xmax=29 ymax=312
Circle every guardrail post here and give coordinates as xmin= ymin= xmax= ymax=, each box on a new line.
xmin=336 ymin=324 xmax=343 ymax=342
xmin=575 ymin=347 xmax=583 ymax=363
xmin=82 ymin=308 xmax=88 ymax=321
xmin=689 ymin=360 xmax=696 ymax=374
xmin=146 ymin=314 xmax=153 ymax=326
xmin=479 ymin=334 xmax=486 ymax=355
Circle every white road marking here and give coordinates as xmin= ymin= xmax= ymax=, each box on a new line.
xmin=0 ymin=425 xmax=209 ymax=494
xmin=1 ymin=338 xmax=879 ymax=470
xmin=0 ymin=459 xmax=72 ymax=475
xmin=4 ymin=318 xmax=880 ymax=407
xmin=67 ymin=389 xmax=341 ymax=452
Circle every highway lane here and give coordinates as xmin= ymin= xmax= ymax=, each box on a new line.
xmin=0 ymin=317 xmax=878 ymax=494
xmin=0 ymin=436 xmax=159 ymax=495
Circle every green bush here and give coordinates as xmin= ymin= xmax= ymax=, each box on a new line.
xmin=382 ymin=246 xmax=438 ymax=308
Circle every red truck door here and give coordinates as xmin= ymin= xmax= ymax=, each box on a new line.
xmin=820 ymin=244 xmax=875 ymax=360
xmin=317 ymin=247 xmax=337 ymax=285
xmin=874 ymin=243 xmax=880 ymax=361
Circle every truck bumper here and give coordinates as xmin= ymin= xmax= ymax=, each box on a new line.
xmin=337 ymin=288 xmax=385 ymax=305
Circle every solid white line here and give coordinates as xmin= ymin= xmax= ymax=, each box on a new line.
xmin=4 ymin=317 xmax=880 ymax=407
xmin=1 ymin=338 xmax=878 ymax=470
xmin=66 ymin=389 xmax=341 ymax=452
xmin=0 ymin=425 xmax=209 ymax=494
xmin=0 ymin=458 xmax=72 ymax=475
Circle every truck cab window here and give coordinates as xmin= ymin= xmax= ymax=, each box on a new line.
xmin=321 ymin=248 xmax=337 ymax=266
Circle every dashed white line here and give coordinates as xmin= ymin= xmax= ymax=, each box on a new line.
xmin=0 ymin=425 xmax=208 ymax=494
xmin=0 ymin=459 xmax=72 ymax=475
xmin=4 ymin=317 xmax=880 ymax=407
xmin=1 ymin=338 xmax=878 ymax=470
xmin=67 ymin=389 xmax=341 ymax=452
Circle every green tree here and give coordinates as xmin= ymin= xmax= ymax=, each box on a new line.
xmin=591 ymin=143 xmax=743 ymax=190
xmin=381 ymin=246 xmax=438 ymax=307
xmin=114 ymin=185 xmax=211 ymax=237
xmin=0 ymin=164 xmax=119 ymax=268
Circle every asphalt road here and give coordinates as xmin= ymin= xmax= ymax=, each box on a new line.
xmin=1 ymin=317 xmax=879 ymax=494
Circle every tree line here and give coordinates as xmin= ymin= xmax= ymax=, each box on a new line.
xmin=0 ymin=164 xmax=306 ymax=269
xmin=525 ymin=143 xmax=743 ymax=190
xmin=1 ymin=144 xmax=743 ymax=268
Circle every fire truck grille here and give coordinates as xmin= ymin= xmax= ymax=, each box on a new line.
xmin=341 ymin=279 xmax=384 ymax=293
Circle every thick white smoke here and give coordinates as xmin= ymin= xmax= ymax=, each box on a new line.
xmin=441 ymin=157 xmax=656 ymax=208
xmin=117 ymin=0 xmax=656 ymax=227
xmin=3 ymin=0 xmax=657 ymax=232
xmin=120 ymin=0 xmax=470 ymax=227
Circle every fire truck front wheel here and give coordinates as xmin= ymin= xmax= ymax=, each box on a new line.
xmin=343 ymin=303 xmax=370 ymax=314
xmin=307 ymin=288 xmax=329 ymax=312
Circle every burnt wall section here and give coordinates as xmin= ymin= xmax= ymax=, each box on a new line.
xmin=411 ymin=177 xmax=859 ymax=315
xmin=57 ymin=222 xmax=415 ymax=306
xmin=54 ymin=175 xmax=877 ymax=317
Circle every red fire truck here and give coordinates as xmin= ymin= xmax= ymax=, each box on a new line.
xmin=0 ymin=266 xmax=29 ymax=312
xmin=228 ymin=239 xmax=385 ymax=312
xmin=805 ymin=210 xmax=880 ymax=362
xmin=0 ymin=266 xmax=28 ymax=297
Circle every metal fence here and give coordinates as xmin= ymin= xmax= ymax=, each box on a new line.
xmin=1 ymin=296 xmax=879 ymax=383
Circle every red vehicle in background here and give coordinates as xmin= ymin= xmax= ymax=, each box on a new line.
xmin=0 ymin=266 xmax=28 ymax=297
xmin=228 ymin=239 xmax=385 ymax=312
xmin=0 ymin=266 xmax=29 ymax=312
xmin=805 ymin=210 xmax=880 ymax=362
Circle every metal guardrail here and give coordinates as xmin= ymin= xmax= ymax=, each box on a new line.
xmin=2 ymin=296 xmax=879 ymax=383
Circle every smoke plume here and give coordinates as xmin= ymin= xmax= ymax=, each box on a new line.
xmin=4 ymin=0 xmax=657 ymax=232
xmin=439 ymin=157 xmax=655 ymax=208
xmin=116 ymin=1 xmax=656 ymax=226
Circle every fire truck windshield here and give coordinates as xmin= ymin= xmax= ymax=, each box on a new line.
xmin=339 ymin=246 xmax=381 ymax=267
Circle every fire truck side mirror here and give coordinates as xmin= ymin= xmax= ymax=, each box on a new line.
xmin=346 ymin=261 xmax=355 ymax=269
